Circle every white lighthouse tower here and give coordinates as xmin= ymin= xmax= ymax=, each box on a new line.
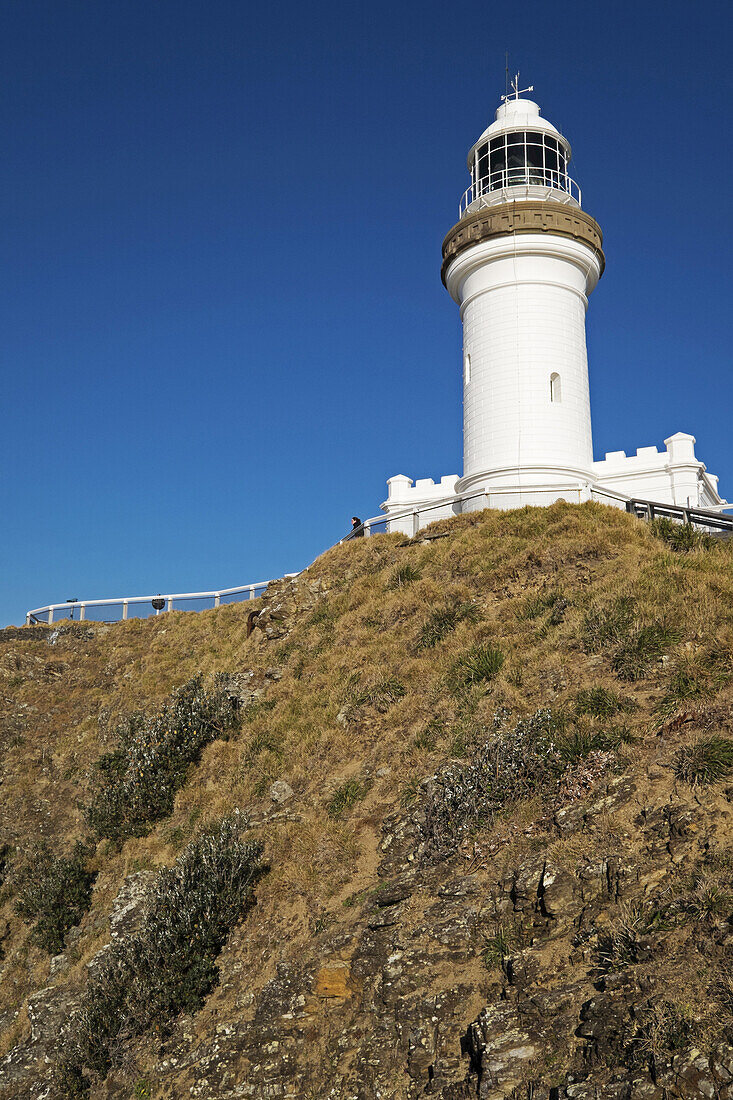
xmin=443 ymin=78 xmax=603 ymax=508
xmin=381 ymin=79 xmax=725 ymax=526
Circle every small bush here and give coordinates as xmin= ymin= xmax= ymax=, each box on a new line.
xmin=388 ymin=563 xmax=421 ymax=589
xmin=14 ymin=842 xmax=96 ymax=955
xmin=55 ymin=814 xmax=265 ymax=1096
xmin=419 ymin=709 xmax=564 ymax=859
xmin=673 ymin=736 xmax=733 ymax=785
xmin=86 ymin=674 xmax=240 ymax=844
xmin=326 ymin=779 xmax=369 ymax=818
xmin=449 ymin=643 xmax=504 ymax=691
xmin=416 ymin=601 xmax=479 ymax=650
xmin=574 ymin=687 xmax=636 ymax=719
xmin=649 ymin=517 xmax=714 ymax=552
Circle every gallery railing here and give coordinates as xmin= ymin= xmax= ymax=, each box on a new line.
xmin=459 ymin=169 xmax=581 ymax=217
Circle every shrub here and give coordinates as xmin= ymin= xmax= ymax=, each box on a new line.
xmin=388 ymin=563 xmax=421 ymax=589
xmin=55 ymin=814 xmax=265 ymax=1096
xmin=574 ymin=687 xmax=636 ymax=719
xmin=449 ymin=643 xmax=504 ymax=691
xmin=416 ymin=601 xmax=479 ymax=650
xmin=86 ymin=674 xmax=240 ymax=844
xmin=418 ymin=709 xmax=564 ymax=859
xmin=649 ymin=517 xmax=714 ymax=552
xmin=14 ymin=842 xmax=96 ymax=954
xmin=673 ymin=736 xmax=733 ymax=785
xmin=326 ymin=778 xmax=369 ymax=818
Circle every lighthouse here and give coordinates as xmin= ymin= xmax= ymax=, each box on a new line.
xmin=381 ymin=79 xmax=724 ymax=525
xmin=443 ymin=78 xmax=603 ymax=507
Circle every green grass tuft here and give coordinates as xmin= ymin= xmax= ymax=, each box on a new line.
xmin=449 ymin=643 xmax=504 ymax=691
xmin=673 ymin=736 xmax=733 ymax=785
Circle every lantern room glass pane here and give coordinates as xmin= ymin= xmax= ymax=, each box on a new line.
xmin=544 ymin=145 xmax=559 ymax=172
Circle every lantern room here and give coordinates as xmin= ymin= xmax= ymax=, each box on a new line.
xmin=459 ymin=85 xmax=581 ymax=217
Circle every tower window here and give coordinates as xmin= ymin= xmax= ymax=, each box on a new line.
xmin=464 ymin=353 xmax=472 ymax=384
xmin=550 ymin=373 xmax=561 ymax=403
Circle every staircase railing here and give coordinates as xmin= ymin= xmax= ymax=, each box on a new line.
xmin=625 ymin=499 xmax=733 ymax=532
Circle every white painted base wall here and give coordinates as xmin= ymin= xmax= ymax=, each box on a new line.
xmin=381 ymin=431 xmax=726 ymax=529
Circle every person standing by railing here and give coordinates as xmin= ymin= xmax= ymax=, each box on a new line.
xmin=351 ymin=516 xmax=364 ymax=538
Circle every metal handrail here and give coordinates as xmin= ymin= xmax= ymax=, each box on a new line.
xmin=26 ymin=577 xmax=299 ymax=626
xmin=625 ymin=499 xmax=733 ymax=532
xmin=459 ymin=170 xmax=581 ymax=218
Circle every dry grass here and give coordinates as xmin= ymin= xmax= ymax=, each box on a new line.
xmin=2 ymin=501 xmax=733 ymax=1080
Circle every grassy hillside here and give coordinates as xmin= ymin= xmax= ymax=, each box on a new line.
xmin=1 ymin=502 xmax=732 ymax=1099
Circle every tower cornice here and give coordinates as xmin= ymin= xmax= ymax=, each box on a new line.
xmin=441 ymin=201 xmax=605 ymax=287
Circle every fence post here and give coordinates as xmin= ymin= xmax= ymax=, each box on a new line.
xmin=122 ymin=601 xmax=129 ymax=621
xmin=249 ymin=586 xmax=255 ymax=600
xmin=79 ymin=604 xmax=86 ymax=621
xmin=48 ymin=607 xmax=54 ymax=625
xmin=364 ymin=521 xmax=371 ymax=537
xmin=214 ymin=593 xmax=221 ymax=607
xmin=412 ymin=510 xmax=419 ymax=537
xmin=167 ymin=597 xmax=173 ymax=612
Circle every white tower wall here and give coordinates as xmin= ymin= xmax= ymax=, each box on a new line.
xmin=447 ymin=232 xmax=601 ymax=495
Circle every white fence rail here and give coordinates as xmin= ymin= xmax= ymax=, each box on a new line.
xmin=26 ymin=578 xmax=297 ymax=626
xmin=25 ymin=487 xmax=733 ymax=626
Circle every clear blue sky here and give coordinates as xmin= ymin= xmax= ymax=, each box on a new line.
xmin=1 ymin=0 xmax=731 ymax=626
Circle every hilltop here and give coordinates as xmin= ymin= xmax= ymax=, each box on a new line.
xmin=1 ymin=502 xmax=733 ymax=1099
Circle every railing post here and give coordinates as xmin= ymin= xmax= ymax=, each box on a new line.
xmin=122 ymin=601 xmax=129 ymax=621
xmin=249 ymin=586 xmax=255 ymax=600
xmin=648 ymin=504 xmax=655 ymax=521
xmin=364 ymin=521 xmax=371 ymax=537
xmin=48 ymin=607 xmax=54 ymax=625
xmin=214 ymin=593 xmax=221 ymax=607
xmin=79 ymin=604 xmax=86 ymax=621
xmin=166 ymin=597 xmax=173 ymax=612
xmin=412 ymin=510 xmax=419 ymax=537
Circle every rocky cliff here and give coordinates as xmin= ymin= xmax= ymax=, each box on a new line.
xmin=1 ymin=503 xmax=732 ymax=1099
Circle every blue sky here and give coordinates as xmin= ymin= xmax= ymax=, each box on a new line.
xmin=1 ymin=0 xmax=731 ymax=626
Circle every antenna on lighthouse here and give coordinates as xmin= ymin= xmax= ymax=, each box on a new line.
xmin=505 ymin=51 xmax=509 ymax=100
xmin=501 ymin=72 xmax=534 ymax=103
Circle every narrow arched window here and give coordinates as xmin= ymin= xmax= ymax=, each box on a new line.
xmin=550 ymin=372 xmax=561 ymax=403
xmin=464 ymin=353 xmax=472 ymax=384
